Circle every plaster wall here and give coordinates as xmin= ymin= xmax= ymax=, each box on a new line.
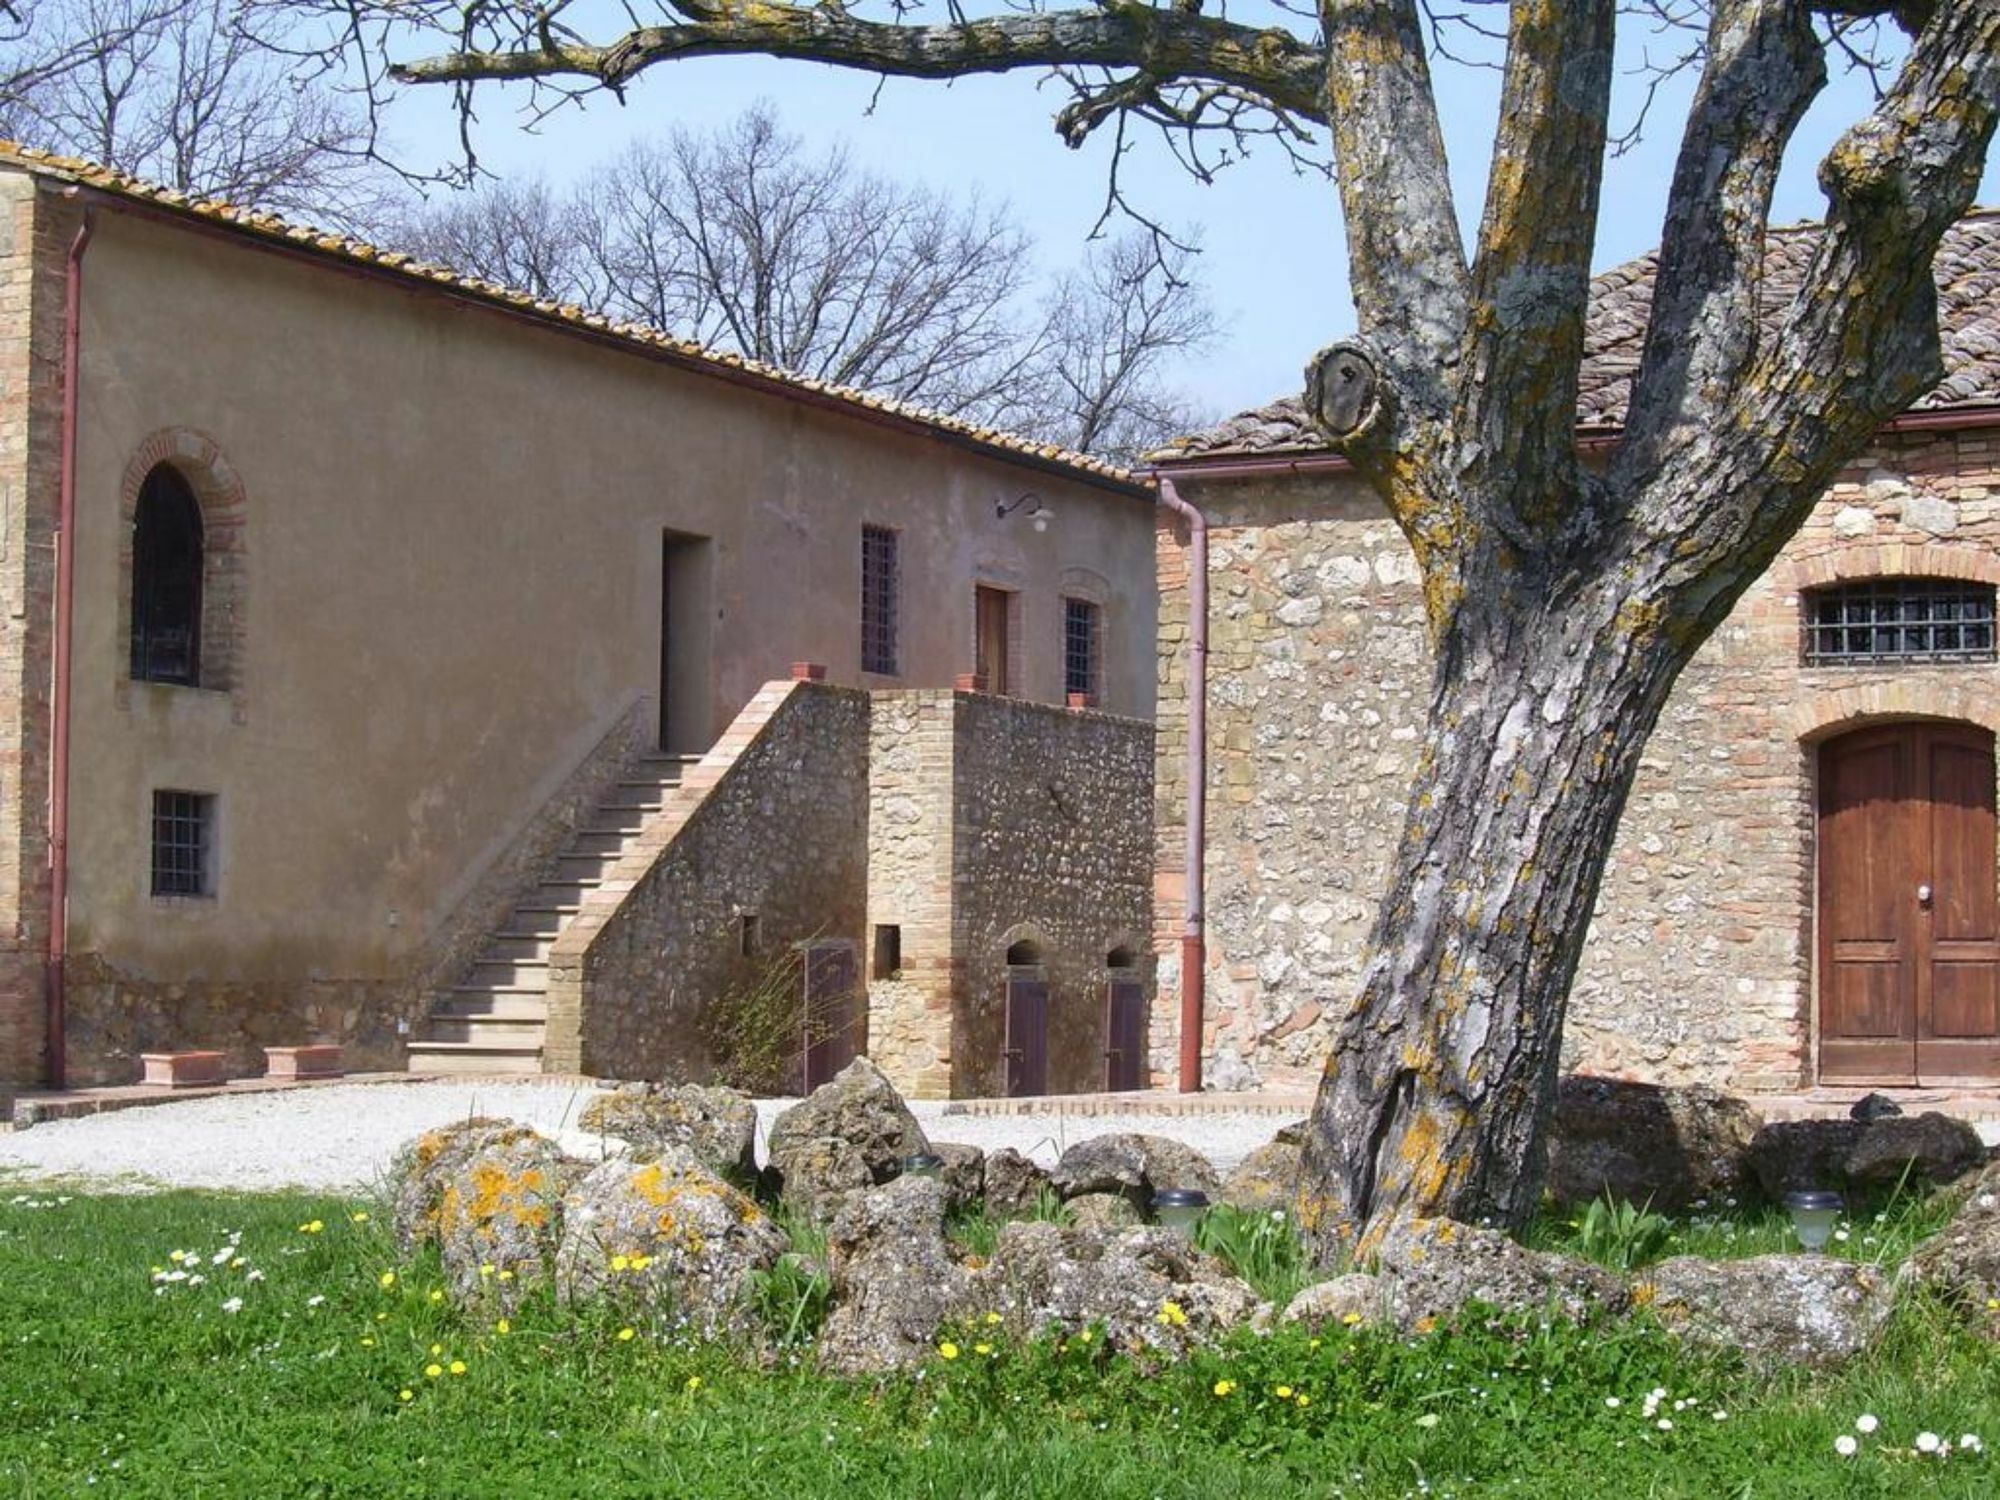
xmin=7 ymin=178 xmax=1156 ymax=1084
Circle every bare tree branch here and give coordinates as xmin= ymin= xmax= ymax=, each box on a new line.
xmin=387 ymin=5 xmax=1329 ymax=123
xmin=1614 ymin=0 xmax=1825 ymax=492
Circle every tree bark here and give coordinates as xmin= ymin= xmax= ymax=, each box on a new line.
xmin=1295 ymin=556 xmax=1692 ymax=1257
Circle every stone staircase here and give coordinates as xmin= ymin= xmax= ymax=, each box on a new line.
xmin=405 ymin=749 xmax=698 ymax=1076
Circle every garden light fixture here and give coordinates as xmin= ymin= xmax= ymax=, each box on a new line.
xmin=1783 ymin=1190 xmax=1843 ymax=1251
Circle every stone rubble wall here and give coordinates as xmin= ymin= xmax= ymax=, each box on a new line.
xmin=948 ymin=693 xmax=1155 ymax=1097
xmin=1155 ymin=426 xmax=2000 ymax=1094
xmin=548 ymin=681 xmax=871 ymax=1082
xmin=868 ymin=689 xmax=1155 ymax=1098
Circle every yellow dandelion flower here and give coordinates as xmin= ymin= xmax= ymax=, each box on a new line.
xmin=1076 ymin=1329 xmax=1093 ymax=1344
xmin=375 ymin=1312 xmax=388 ymax=1322
xmin=302 ymin=1220 xmax=324 ymax=1234
xmin=611 ymin=1255 xmax=631 ymax=1273
xmin=1341 ymin=1312 xmax=1364 ymax=1327
xmin=617 ymin=1327 xmax=636 ymax=1342
xmin=685 ymin=1376 xmax=703 ymax=1393
xmin=496 ymin=1319 xmax=511 ymax=1335
xmin=428 ymin=1290 xmax=444 ymax=1304
xmin=230 ymin=1257 xmax=246 ymax=1270
xmin=938 ymin=1341 xmax=960 ymax=1360
xmin=974 ymin=1342 xmax=994 ymax=1356
xmin=498 ymin=1270 xmax=515 ymax=1282
xmin=424 ymin=1363 xmax=443 ymax=1379
xmin=1296 ymin=1394 xmax=1311 ymax=1409
xmin=351 ymin=1211 xmax=370 ymax=1223
xmin=449 ymin=1360 xmax=467 ymax=1376
xmin=478 ymin=1264 xmax=495 ymax=1280
xmin=169 ymin=1250 xmax=186 ymax=1263
xmin=630 ymin=1255 xmax=654 ymax=1272
xmin=362 ymin=1337 xmax=376 ymax=1348
xmin=1276 ymin=1385 xmax=1294 ymax=1399
xmin=1309 ymin=1337 xmax=1323 ymax=1349
xmin=379 ymin=1272 xmax=397 ymax=1288
xmin=398 ymin=1389 xmax=414 ymax=1403
xmin=1157 ymin=1300 xmax=1189 ymax=1328
xmin=983 ymin=1312 xmax=1002 ymax=1326
xmin=1213 ymin=1380 xmax=1237 ymax=1398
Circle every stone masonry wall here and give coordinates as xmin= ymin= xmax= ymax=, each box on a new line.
xmin=1157 ymin=426 xmax=2000 ymax=1095
xmin=866 ymin=691 xmax=958 ymax=1097
xmin=550 ymin=681 xmax=870 ymax=1083
xmin=949 ymin=692 xmax=1155 ymax=1097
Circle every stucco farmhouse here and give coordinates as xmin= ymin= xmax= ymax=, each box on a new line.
xmin=1149 ymin=211 xmax=2000 ymax=1100
xmin=0 ymin=145 xmax=1157 ymax=1097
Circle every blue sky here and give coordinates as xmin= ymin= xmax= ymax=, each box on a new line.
xmin=382 ymin=8 xmax=2000 ymax=421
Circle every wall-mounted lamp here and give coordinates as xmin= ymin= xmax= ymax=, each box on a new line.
xmin=997 ymin=492 xmax=1054 ymax=532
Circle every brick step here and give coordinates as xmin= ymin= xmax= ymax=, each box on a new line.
xmin=431 ymin=990 xmax=549 ymax=1021
xmin=423 ymin=1014 xmax=548 ymax=1047
xmin=469 ymin=956 xmax=551 ymax=986
xmin=587 ymin=807 xmax=653 ymax=834
xmin=406 ymin=1041 xmax=544 ymax=1077
xmin=568 ymin=830 xmax=634 ymax=858
xmin=537 ymin=879 xmax=604 ymax=903
xmin=510 ymin=904 xmax=581 ymax=934
xmin=613 ymin=776 xmax=683 ymax=794
xmin=485 ymin=931 xmax=557 ymax=962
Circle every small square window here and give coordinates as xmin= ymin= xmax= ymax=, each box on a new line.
xmin=151 ymin=790 xmax=215 ymax=897
xmin=872 ymin=924 xmax=902 ymax=979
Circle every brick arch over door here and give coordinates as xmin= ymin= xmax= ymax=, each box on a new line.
xmin=116 ymin=429 xmax=248 ymax=711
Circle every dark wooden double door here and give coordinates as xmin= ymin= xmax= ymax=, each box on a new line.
xmin=1003 ymin=974 xmax=1148 ymax=1096
xmin=1819 ymin=722 xmax=2000 ymax=1084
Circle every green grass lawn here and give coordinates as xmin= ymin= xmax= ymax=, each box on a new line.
xmin=1 ymin=1187 xmax=1996 ymax=1498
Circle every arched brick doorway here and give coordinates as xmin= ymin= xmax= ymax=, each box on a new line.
xmin=1818 ymin=720 xmax=2000 ymax=1084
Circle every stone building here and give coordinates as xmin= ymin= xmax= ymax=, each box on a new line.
xmin=1151 ymin=212 xmax=2000 ymax=1099
xmin=0 ymin=146 xmax=1156 ymax=1093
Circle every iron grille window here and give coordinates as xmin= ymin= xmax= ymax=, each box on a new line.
xmin=1064 ymin=597 xmax=1100 ymax=700
xmin=151 ymin=790 xmax=214 ymax=897
xmin=1803 ymin=578 xmax=1997 ymax=665
xmin=130 ymin=464 xmax=204 ymax=686
xmin=861 ymin=525 xmax=899 ymax=675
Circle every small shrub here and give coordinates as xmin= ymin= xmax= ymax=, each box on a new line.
xmin=1561 ymin=1195 xmax=1675 ymax=1272
xmin=1194 ymin=1204 xmax=1314 ymax=1305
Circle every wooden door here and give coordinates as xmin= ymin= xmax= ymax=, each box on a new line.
xmin=803 ymin=943 xmax=862 ymax=1092
xmin=975 ymin=586 xmax=1011 ymax=695
xmin=1819 ymin=722 xmax=2000 ymax=1084
xmin=1105 ymin=977 xmax=1146 ymax=1091
xmin=1004 ymin=974 xmax=1048 ymax=1096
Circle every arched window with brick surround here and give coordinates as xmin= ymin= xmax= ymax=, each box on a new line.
xmin=117 ymin=430 xmax=248 ymax=707
xmin=130 ymin=464 xmax=204 ymax=686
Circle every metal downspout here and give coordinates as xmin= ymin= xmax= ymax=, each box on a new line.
xmin=1155 ymin=475 xmax=1208 ymax=1092
xmin=48 ymin=201 xmax=92 ymax=1089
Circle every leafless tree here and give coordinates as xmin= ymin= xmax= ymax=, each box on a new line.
xmin=390 ymin=106 xmax=1212 ymax=457
xmin=0 ymin=0 xmax=390 ymax=224
xmin=343 ymin=0 xmax=2000 ymax=1254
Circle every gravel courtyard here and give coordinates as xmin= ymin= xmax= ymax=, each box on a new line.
xmin=0 ymin=1079 xmax=1295 ymax=1194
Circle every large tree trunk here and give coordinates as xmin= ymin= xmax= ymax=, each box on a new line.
xmin=1295 ymin=558 xmax=1698 ymax=1259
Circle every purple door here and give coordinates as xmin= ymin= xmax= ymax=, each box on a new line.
xmin=803 ymin=943 xmax=861 ymax=1091
xmin=1105 ymin=978 xmax=1146 ymax=1091
xmin=1004 ymin=976 xmax=1049 ymax=1096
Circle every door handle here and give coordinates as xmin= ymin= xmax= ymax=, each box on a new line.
xmin=1918 ymin=883 xmax=1935 ymax=907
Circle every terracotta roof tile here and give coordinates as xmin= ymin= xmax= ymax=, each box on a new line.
xmin=1158 ymin=209 xmax=2000 ymax=461
xmin=0 ymin=143 xmax=1139 ymax=489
